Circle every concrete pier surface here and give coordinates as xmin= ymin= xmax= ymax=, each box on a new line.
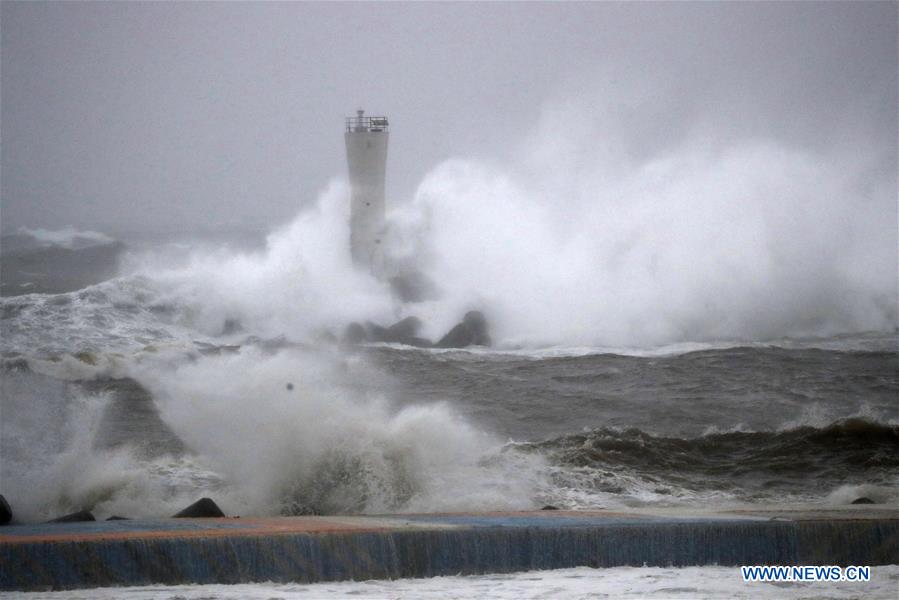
xmin=2 ymin=506 xmax=897 ymax=591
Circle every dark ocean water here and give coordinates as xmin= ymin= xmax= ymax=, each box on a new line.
xmin=1 ymin=234 xmax=897 ymax=522
xmin=370 ymin=341 xmax=899 ymax=507
xmin=374 ymin=342 xmax=898 ymax=439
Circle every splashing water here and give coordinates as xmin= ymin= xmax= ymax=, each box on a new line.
xmin=135 ymin=347 xmax=544 ymax=516
xmin=388 ymin=98 xmax=895 ymax=347
xmin=116 ymin=93 xmax=896 ymax=349
xmin=2 ymin=90 xmax=895 ymax=523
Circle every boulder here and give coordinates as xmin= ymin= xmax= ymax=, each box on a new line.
xmin=365 ymin=321 xmax=389 ymax=342
xmin=172 ymin=497 xmax=225 ymax=518
xmin=343 ymin=317 xmax=432 ymax=347
xmin=851 ymin=497 xmax=875 ymax=505
xmin=0 ymin=494 xmax=11 ymax=525
xmin=106 ymin=515 xmax=131 ymax=521
xmin=342 ymin=322 xmax=368 ymax=344
xmin=380 ymin=316 xmax=431 ymax=347
xmin=436 ymin=311 xmax=491 ymax=348
xmin=47 ymin=510 xmax=95 ymax=523
xmin=386 ymin=316 xmax=420 ymax=340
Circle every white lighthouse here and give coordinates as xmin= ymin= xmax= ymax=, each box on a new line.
xmin=345 ymin=109 xmax=389 ymax=276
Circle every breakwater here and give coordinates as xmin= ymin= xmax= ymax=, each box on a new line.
xmin=2 ymin=508 xmax=897 ymax=591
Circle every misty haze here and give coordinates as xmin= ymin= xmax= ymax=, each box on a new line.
xmin=1 ymin=2 xmax=897 ymax=597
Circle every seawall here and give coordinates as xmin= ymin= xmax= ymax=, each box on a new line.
xmin=2 ymin=507 xmax=897 ymax=591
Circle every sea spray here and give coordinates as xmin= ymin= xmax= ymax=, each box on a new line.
xmin=105 ymin=92 xmax=898 ymax=351
xmin=2 ymin=101 xmax=895 ymax=520
xmin=121 ymin=181 xmax=396 ymax=342
xmin=137 ymin=346 xmax=545 ymax=516
xmin=390 ymin=134 xmax=895 ymax=347
xmin=0 ymin=372 xmax=198 ymax=521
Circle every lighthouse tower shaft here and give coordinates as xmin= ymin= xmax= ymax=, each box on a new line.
xmin=345 ymin=111 xmax=389 ymax=275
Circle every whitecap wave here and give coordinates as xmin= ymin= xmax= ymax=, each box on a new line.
xmin=16 ymin=225 xmax=115 ymax=249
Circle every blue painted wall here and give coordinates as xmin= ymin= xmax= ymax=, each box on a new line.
xmin=2 ymin=519 xmax=897 ymax=591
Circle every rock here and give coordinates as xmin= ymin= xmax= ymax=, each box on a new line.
xmin=436 ymin=311 xmax=491 ymax=348
xmin=463 ymin=311 xmax=491 ymax=345
xmin=380 ymin=317 xmax=431 ymax=347
xmin=344 ymin=317 xmax=432 ymax=347
xmin=0 ymin=494 xmax=11 ymax=525
xmin=47 ymin=510 xmax=95 ymax=523
xmin=435 ymin=323 xmax=469 ymax=348
xmin=343 ymin=322 xmax=368 ymax=344
xmin=541 ymin=505 xmax=559 ymax=511
xmin=172 ymin=497 xmax=225 ymax=518
xmin=385 ymin=316 xmax=420 ymax=340
xmin=286 ymin=382 xmax=294 ymax=391
xmin=851 ymin=497 xmax=875 ymax=504
xmin=106 ymin=515 xmax=131 ymax=521
xmin=365 ymin=321 xmax=389 ymax=342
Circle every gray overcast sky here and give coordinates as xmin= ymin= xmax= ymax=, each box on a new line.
xmin=1 ymin=1 xmax=896 ymax=236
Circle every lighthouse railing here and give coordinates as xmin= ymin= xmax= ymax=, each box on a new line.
xmin=346 ymin=116 xmax=389 ymax=133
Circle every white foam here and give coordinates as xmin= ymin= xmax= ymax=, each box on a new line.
xmin=0 ymin=380 xmax=214 ymax=521
xmin=17 ymin=226 xmax=115 ymax=249
xmin=825 ymin=483 xmax=899 ymax=506
xmin=121 ymin=181 xmax=395 ymax=343
xmin=0 ymin=276 xmax=210 ymax=360
xmin=8 ymin=565 xmax=899 ymax=599
xmin=87 ymin=92 xmax=897 ymax=352
xmin=382 ymin=96 xmax=896 ymax=348
xmin=133 ymin=346 xmax=546 ymax=516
